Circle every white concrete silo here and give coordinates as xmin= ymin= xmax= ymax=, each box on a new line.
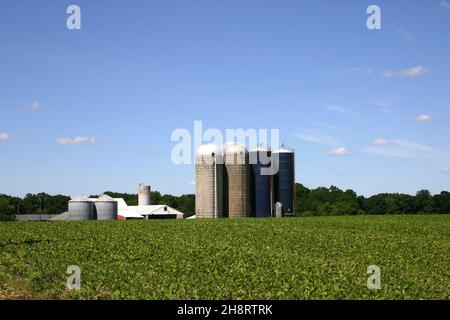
xmin=224 ymin=142 xmax=251 ymax=218
xmin=138 ymin=184 xmax=151 ymax=206
xmin=195 ymin=144 xmax=224 ymax=218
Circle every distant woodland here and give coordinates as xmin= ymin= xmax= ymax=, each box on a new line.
xmin=1 ymin=184 xmax=449 ymax=221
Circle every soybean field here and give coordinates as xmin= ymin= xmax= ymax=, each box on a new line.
xmin=0 ymin=215 xmax=449 ymax=299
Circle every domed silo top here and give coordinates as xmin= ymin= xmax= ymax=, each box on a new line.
xmin=138 ymin=183 xmax=148 ymax=191
xmin=97 ymin=194 xmax=116 ymax=202
xmin=224 ymin=142 xmax=248 ymax=165
xmin=249 ymin=145 xmax=271 ymax=153
xmin=225 ymin=142 xmax=248 ymax=155
xmin=249 ymin=146 xmax=271 ymax=164
xmin=196 ymin=143 xmax=223 ymax=165
xmin=70 ymin=195 xmax=90 ymax=202
xmin=272 ymin=146 xmax=295 ymax=153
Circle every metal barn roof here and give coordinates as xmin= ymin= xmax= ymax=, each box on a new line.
xmin=112 ymin=199 xmax=184 ymax=219
xmin=117 ymin=209 xmax=144 ymax=219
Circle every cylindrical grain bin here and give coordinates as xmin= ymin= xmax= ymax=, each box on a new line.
xmin=273 ymin=146 xmax=295 ymax=216
xmin=195 ymin=144 xmax=224 ymax=218
xmin=224 ymin=142 xmax=251 ymax=218
xmin=250 ymin=146 xmax=273 ymax=217
xmin=68 ymin=196 xmax=95 ymax=221
xmin=94 ymin=194 xmax=118 ymax=220
xmin=138 ymin=184 xmax=151 ymax=206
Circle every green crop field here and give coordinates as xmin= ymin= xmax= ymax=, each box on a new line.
xmin=0 ymin=215 xmax=448 ymax=300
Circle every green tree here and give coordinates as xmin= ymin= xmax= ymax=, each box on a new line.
xmin=0 ymin=197 xmax=16 ymax=221
xmin=415 ymin=190 xmax=432 ymax=213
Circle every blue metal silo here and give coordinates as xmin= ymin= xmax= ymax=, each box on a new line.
xmin=250 ymin=147 xmax=273 ymax=217
xmin=273 ymin=146 xmax=295 ymax=216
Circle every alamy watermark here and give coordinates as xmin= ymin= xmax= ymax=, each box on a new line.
xmin=367 ymin=5 xmax=381 ymax=30
xmin=170 ymin=121 xmax=281 ymax=175
xmin=66 ymin=5 xmax=81 ymax=30
xmin=366 ymin=265 xmax=381 ymax=290
xmin=66 ymin=265 xmax=81 ymax=290
xmin=64 ymin=5 xmax=381 ymax=32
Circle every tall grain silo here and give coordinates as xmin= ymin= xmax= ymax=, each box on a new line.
xmin=250 ymin=146 xmax=273 ymax=218
xmin=224 ymin=142 xmax=251 ymax=218
xmin=273 ymin=146 xmax=295 ymax=216
xmin=138 ymin=184 xmax=151 ymax=206
xmin=195 ymin=144 xmax=223 ymax=218
xmin=68 ymin=196 xmax=95 ymax=221
xmin=95 ymin=194 xmax=118 ymax=220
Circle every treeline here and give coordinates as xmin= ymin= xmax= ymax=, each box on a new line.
xmin=295 ymin=184 xmax=450 ymax=216
xmin=1 ymin=185 xmax=449 ymax=221
xmin=0 ymin=193 xmax=70 ymax=221
xmin=0 ymin=191 xmax=195 ymax=221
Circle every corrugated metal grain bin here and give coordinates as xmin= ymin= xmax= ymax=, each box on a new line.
xmin=95 ymin=194 xmax=118 ymax=220
xmin=68 ymin=196 xmax=95 ymax=221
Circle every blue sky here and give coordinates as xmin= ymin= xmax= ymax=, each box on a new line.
xmin=0 ymin=0 xmax=449 ymax=197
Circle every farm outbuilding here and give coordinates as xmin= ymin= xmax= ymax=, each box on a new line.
xmin=113 ymin=197 xmax=183 ymax=220
xmin=119 ymin=204 xmax=184 ymax=220
xmin=58 ymin=184 xmax=186 ymax=221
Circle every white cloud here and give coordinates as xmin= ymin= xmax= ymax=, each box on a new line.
xmin=345 ymin=66 xmax=373 ymax=75
xmin=381 ymin=70 xmax=396 ymax=78
xmin=294 ymin=130 xmax=339 ymax=146
xmin=142 ymin=150 xmax=170 ymax=157
xmin=311 ymin=122 xmax=342 ymax=131
xmin=371 ymin=99 xmax=392 ymax=108
xmin=442 ymin=168 xmax=450 ymax=175
xmin=188 ymin=181 xmax=196 ymax=186
xmin=323 ymin=104 xmax=357 ymax=118
xmin=25 ymin=101 xmax=41 ymax=112
xmin=326 ymin=147 xmax=350 ymax=156
xmin=324 ymin=104 xmax=347 ymax=113
xmin=382 ymin=66 xmax=430 ymax=78
xmin=371 ymin=98 xmax=393 ymax=113
xmin=365 ymin=139 xmax=450 ymax=161
xmin=413 ymin=114 xmax=431 ymax=122
xmin=441 ymin=0 xmax=450 ymax=8
xmin=401 ymin=66 xmax=430 ymax=77
xmin=373 ymin=139 xmax=394 ymax=145
xmin=395 ymin=28 xmax=415 ymax=41
xmin=56 ymin=136 xmax=96 ymax=145
xmin=0 ymin=132 xmax=12 ymax=140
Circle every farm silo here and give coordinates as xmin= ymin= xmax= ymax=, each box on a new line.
xmin=224 ymin=142 xmax=251 ymax=218
xmin=138 ymin=184 xmax=151 ymax=206
xmin=250 ymin=146 xmax=273 ymax=217
xmin=68 ymin=196 xmax=95 ymax=220
xmin=273 ymin=146 xmax=295 ymax=216
xmin=94 ymin=194 xmax=118 ymax=220
xmin=195 ymin=144 xmax=224 ymax=218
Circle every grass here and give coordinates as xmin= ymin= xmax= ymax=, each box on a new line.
xmin=0 ymin=215 xmax=449 ymax=300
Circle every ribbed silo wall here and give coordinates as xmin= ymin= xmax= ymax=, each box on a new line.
xmin=224 ymin=147 xmax=251 ymax=218
xmin=250 ymin=150 xmax=273 ymax=217
xmin=68 ymin=201 xmax=95 ymax=221
xmin=94 ymin=201 xmax=118 ymax=220
xmin=273 ymin=151 xmax=295 ymax=215
xmin=195 ymin=154 xmax=223 ymax=219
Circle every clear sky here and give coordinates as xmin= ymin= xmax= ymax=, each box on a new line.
xmin=0 ymin=0 xmax=449 ymax=198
